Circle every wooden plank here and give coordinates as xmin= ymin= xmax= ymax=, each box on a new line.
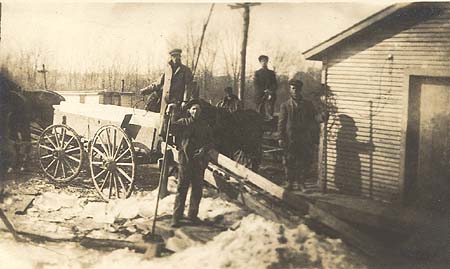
xmin=312 ymin=197 xmax=404 ymax=234
xmin=326 ymin=158 xmax=401 ymax=175
xmin=326 ymin=171 xmax=400 ymax=189
xmin=326 ymin=145 xmax=401 ymax=159
xmin=325 ymin=182 xmax=399 ymax=197
xmin=328 ymin=130 xmax=402 ymax=142
xmin=329 ymin=61 xmax=450 ymax=68
xmin=335 ymin=45 xmax=450 ymax=55
xmin=328 ymin=125 xmax=402 ymax=138
xmin=328 ymin=89 xmax=404 ymax=99
xmin=328 ymin=78 xmax=404 ymax=87
xmin=208 ymin=149 xmax=309 ymax=213
xmin=326 ymin=159 xmax=401 ymax=177
xmin=328 ymin=81 xmax=403 ymax=91
xmin=326 ymin=152 xmax=400 ymax=169
xmin=204 ymin=167 xmax=240 ymax=200
xmin=327 ymin=74 xmax=404 ymax=82
xmin=0 ymin=209 xmax=20 ymax=241
xmin=328 ymin=118 xmax=401 ymax=130
xmin=329 ymin=56 xmax=450 ymax=65
xmin=238 ymin=190 xmax=300 ymax=228
xmin=332 ymin=97 xmax=403 ymax=107
xmin=308 ymin=203 xmax=388 ymax=258
xmin=327 ymin=140 xmax=401 ymax=151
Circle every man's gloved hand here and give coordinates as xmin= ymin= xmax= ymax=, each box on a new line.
xmin=166 ymin=103 xmax=176 ymax=114
xmin=139 ymin=83 xmax=157 ymax=95
xmin=278 ymin=139 xmax=286 ymax=148
xmin=181 ymin=101 xmax=188 ymax=109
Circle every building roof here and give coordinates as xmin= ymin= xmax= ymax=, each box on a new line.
xmin=303 ymin=3 xmax=413 ymax=61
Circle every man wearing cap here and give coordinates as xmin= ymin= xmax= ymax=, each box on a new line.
xmin=254 ymin=55 xmax=277 ymax=120
xmin=140 ymin=49 xmax=193 ymax=130
xmin=166 ymin=99 xmax=214 ymax=227
xmin=216 ymin=86 xmax=242 ymax=113
xmin=278 ymin=79 xmax=321 ymax=191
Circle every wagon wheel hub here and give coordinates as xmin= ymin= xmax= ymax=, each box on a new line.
xmin=38 ymin=124 xmax=84 ymax=182
xmin=53 ymin=147 xmax=66 ymax=159
xmin=89 ymin=125 xmax=136 ymax=201
xmin=104 ymin=158 xmax=116 ymax=171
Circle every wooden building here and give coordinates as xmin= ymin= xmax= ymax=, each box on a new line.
xmin=304 ymin=2 xmax=450 ymax=207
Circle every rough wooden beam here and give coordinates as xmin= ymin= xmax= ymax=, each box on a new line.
xmin=208 ymin=149 xmax=309 ymax=213
xmin=308 ymin=203 xmax=387 ymax=258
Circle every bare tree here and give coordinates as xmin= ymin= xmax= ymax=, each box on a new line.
xmin=220 ymin=28 xmax=240 ymax=91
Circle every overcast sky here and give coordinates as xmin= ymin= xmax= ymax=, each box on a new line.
xmin=0 ymin=2 xmax=388 ymax=75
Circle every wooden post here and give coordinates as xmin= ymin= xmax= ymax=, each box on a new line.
xmin=229 ymin=3 xmax=260 ymax=107
xmin=318 ymin=57 xmax=328 ymax=193
xmin=239 ymin=5 xmax=250 ymax=104
xmin=192 ymin=4 xmax=215 ymax=78
xmin=37 ymin=64 xmax=48 ymax=90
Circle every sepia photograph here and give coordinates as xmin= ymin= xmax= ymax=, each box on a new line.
xmin=0 ymin=0 xmax=449 ymax=268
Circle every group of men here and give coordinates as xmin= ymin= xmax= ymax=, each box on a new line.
xmin=140 ymin=49 xmax=322 ymax=227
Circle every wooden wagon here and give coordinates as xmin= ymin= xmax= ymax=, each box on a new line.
xmin=37 ymin=102 xmax=161 ymax=201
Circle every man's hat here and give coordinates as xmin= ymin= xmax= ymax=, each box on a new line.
xmin=169 ymin=48 xmax=182 ymax=56
xmin=258 ymin=55 xmax=269 ymax=62
xmin=185 ymin=99 xmax=202 ymax=109
xmin=288 ymin=79 xmax=303 ymax=88
xmin=224 ymin=86 xmax=233 ymax=92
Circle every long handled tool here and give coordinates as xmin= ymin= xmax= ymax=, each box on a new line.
xmin=0 ymin=208 xmax=20 ymax=241
xmin=148 ymin=109 xmax=173 ymax=240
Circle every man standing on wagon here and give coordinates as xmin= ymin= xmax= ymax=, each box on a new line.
xmin=254 ymin=55 xmax=277 ymax=121
xmin=140 ymin=48 xmax=194 ymax=135
xmin=166 ymin=99 xmax=213 ymax=227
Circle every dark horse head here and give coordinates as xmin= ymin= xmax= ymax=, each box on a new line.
xmin=185 ymin=99 xmax=264 ymax=170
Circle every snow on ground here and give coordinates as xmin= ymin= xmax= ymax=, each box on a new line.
xmin=1 ymin=214 xmax=368 ymax=269
xmin=0 ymin=175 xmax=368 ymax=269
xmin=93 ymin=214 xmax=368 ymax=269
xmin=30 ymin=188 xmax=240 ymax=225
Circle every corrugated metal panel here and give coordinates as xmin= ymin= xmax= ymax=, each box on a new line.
xmin=323 ymin=5 xmax=450 ymax=202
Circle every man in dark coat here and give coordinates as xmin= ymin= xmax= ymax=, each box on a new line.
xmin=254 ymin=55 xmax=277 ymax=120
xmin=166 ymin=99 xmax=214 ymax=227
xmin=278 ymin=79 xmax=321 ymax=191
xmin=140 ymin=49 xmax=193 ymax=134
xmin=216 ymin=86 xmax=242 ymax=113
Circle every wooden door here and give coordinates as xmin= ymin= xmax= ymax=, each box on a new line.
xmin=411 ymin=77 xmax=450 ymax=208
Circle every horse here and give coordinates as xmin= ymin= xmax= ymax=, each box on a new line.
xmin=185 ymin=99 xmax=265 ymax=170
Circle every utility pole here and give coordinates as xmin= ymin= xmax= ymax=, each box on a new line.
xmin=229 ymin=3 xmax=260 ymax=107
xmin=37 ymin=64 xmax=48 ymax=90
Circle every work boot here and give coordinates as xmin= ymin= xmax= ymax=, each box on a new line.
xmin=171 ymin=220 xmax=181 ymax=228
xmin=188 ymin=216 xmax=202 ymax=225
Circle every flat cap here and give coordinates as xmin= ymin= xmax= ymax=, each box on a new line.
xmin=258 ymin=55 xmax=269 ymax=62
xmin=169 ymin=48 xmax=182 ymax=56
xmin=185 ymin=98 xmax=202 ymax=109
xmin=288 ymin=79 xmax=303 ymax=87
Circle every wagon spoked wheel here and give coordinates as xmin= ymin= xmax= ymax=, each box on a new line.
xmin=38 ymin=124 xmax=83 ymax=182
xmin=89 ymin=125 xmax=136 ymax=201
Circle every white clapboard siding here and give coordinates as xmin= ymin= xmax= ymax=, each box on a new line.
xmin=323 ymin=4 xmax=450 ymax=202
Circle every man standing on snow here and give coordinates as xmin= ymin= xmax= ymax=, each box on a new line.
xmin=166 ymin=99 xmax=213 ymax=227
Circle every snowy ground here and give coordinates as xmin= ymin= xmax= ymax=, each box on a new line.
xmin=0 ymin=163 xmax=369 ymax=269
